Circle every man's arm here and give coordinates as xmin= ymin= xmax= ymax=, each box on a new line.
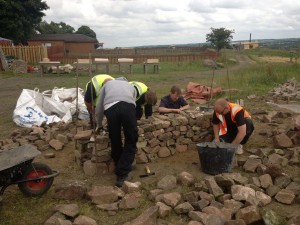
xmin=84 ymin=82 xmax=96 ymax=113
xmin=158 ymin=107 xmax=181 ymax=114
xmin=95 ymin=87 xmax=106 ymax=128
xmin=232 ymin=110 xmax=246 ymax=144
xmin=212 ymin=112 xmax=221 ymax=142
xmin=180 ymin=104 xmax=190 ymax=111
xmin=213 ymin=123 xmax=220 ymax=142
xmin=232 ymin=124 xmax=246 ymax=144
xmin=179 ymin=97 xmax=190 ymax=111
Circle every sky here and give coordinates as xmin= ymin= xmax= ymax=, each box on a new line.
xmin=43 ymin=0 xmax=300 ymax=48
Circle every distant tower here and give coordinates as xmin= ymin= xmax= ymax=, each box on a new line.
xmin=250 ymin=33 xmax=252 ymax=42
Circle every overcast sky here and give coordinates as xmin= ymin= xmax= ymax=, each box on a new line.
xmin=43 ymin=0 xmax=300 ymax=48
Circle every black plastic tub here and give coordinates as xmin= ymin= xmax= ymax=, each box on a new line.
xmin=197 ymin=142 xmax=238 ymax=175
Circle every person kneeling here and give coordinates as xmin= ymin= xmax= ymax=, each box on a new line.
xmin=212 ymin=98 xmax=254 ymax=154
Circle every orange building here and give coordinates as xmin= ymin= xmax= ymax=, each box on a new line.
xmin=28 ymin=34 xmax=101 ymax=57
xmin=241 ymin=41 xmax=259 ymax=49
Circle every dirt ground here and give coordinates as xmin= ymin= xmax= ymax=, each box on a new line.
xmin=0 ymin=55 xmax=299 ymax=225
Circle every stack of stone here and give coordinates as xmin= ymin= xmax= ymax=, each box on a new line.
xmin=254 ymin=110 xmax=300 ymax=147
xmin=136 ymin=112 xmax=213 ymax=163
xmin=268 ymin=78 xmax=300 ymax=101
xmin=76 ymin=111 xmax=213 ymax=176
xmin=0 ymin=120 xmax=87 ymax=153
xmin=74 ymin=128 xmax=115 ymax=176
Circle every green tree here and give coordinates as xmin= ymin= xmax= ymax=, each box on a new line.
xmin=0 ymin=0 xmax=49 ymax=44
xmin=206 ymin=27 xmax=235 ymax=51
xmin=76 ymin=25 xmax=96 ymax=39
xmin=36 ymin=21 xmax=75 ymax=34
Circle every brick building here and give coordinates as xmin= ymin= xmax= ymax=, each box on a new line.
xmin=28 ymin=34 xmax=102 ymax=57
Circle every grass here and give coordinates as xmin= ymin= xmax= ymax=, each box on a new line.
xmin=218 ymin=63 xmax=300 ymax=99
xmin=242 ymin=48 xmax=294 ymax=58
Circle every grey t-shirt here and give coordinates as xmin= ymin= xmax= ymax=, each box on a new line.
xmin=95 ymin=79 xmax=136 ymax=127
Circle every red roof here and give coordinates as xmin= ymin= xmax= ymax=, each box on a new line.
xmin=29 ymin=34 xmax=98 ymax=43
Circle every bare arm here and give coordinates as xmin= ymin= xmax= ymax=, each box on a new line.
xmin=158 ymin=107 xmax=181 ymax=114
xmin=95 ymin=88 xmax=106 ymax=128
xmin=213 ymin=123 xmax=220 ymax=142
xmin=232 ymin=124 xmax=246 ymax=144
xmin=180 ymin=104 xmax=190 ymax=111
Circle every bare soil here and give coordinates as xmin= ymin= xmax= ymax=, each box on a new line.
xmin=0 ymin=55 xmax=299 ymax=225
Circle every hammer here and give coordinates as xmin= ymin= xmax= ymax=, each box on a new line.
xmin=139 ymin=165 xmax=155 ymax=178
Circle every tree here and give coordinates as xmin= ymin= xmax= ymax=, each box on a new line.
xmin=36 ymin=21 xmax=75 ymax=34
xmin=76 ymin=25 xmax=100 ymax=49
xmin=0 ymin=0 xmax=49 ymax=44
xmin=206 ymin=27 xmax=235 ymax=51
xmin=76 ymin=25 xmax=96 ymax=39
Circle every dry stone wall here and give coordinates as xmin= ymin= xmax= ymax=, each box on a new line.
xmin=75 ymin=112 xmax=214 ymax=176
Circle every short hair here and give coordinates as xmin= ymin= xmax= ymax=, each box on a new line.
xmin=170 ymin=85 xmax=181 ymax=95
xmin=145 ymin=89 xmax=157 ymax=105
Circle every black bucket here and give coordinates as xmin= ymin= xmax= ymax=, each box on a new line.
xmin=197 ymin=142 xmax=237 ymax=175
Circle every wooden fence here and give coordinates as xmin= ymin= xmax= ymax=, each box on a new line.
xmin=1 ymin=45 xmax=47 ymax=63
xmin=50 ymin=51 xmax=219 ymax=64
xmin=95 ymin=46 xmax=208 ymax=55
xmin=0 ymin=45 xmax=218 ymax=64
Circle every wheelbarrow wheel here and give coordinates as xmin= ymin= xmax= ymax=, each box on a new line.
xmin=18 ymin=163 xmax=54 ymax=197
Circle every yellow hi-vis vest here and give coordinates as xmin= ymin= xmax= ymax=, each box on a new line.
xmin=215 ymin=102 xmax=251 ymax=136
xmin=129 ymin=81 xmax=148 ymax=101
xmin=86 ymin=74 xmax=114 ymax=106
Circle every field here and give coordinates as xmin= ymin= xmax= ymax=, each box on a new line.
xmin=0 ymin=49 xmax=299 ymax=225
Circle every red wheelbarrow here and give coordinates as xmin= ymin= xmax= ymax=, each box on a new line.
xmin=0 ymin=144 xmax=59 ymax=202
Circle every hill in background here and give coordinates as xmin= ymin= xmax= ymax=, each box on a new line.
xmin=133 ymin=38 xmax=300 ymax=50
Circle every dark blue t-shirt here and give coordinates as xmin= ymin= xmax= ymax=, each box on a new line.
xmin=159 ymin=95 xmax=188 ymax=109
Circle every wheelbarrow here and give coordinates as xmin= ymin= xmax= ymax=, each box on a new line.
xmin=0 ymin=144 xmax=59 ymax=203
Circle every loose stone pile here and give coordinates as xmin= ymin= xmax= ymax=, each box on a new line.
xmin=268 ymin=78 xmax=300 ymax=101
xmin=47 ymin=167 xmax=300 ymax=225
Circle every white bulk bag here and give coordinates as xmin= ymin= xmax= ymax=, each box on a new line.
xmin=13 ymin=89 xmax=63 ymax=127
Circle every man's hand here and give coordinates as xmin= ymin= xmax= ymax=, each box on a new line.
xmin=173 ymin=109 xmax=181 ymax=114
xmin=214 ymin=138 xmax=220 ymax=143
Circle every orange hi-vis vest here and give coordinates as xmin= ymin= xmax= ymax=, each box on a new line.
xmin=215 ymin=102 xmax=251 ymax=136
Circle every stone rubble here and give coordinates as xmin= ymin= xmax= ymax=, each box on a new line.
xmin=268 ymin=78 xmax=300 ymax=101
xmin=43 ymin=166 xmax=299 ymax=225
xmin=0 ymin=93 xmax=299 ymax=225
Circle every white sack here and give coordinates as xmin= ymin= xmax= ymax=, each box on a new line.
xmin=13 ymin=87 xmax=89 ymax=128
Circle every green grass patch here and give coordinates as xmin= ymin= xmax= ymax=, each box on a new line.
xmin=212 ymin=63 xmax=300 ymax=100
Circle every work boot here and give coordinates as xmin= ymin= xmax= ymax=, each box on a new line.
xmin=236 ymin=144 xmax=244 ymax=155
xmin=115 ymin=173 xmax=133 ymax=187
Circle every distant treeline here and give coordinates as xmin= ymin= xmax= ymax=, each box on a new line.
xmin=135 ymin=38 xmax=300 ymax=51
xmin=257 ymin=38 xmax=300 ymax=50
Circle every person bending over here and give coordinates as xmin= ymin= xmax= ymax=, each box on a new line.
xmin=212 ymin=98 xmax=254 ymax=154
xmin=95 ymin=78 xmax=138 ymax=187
